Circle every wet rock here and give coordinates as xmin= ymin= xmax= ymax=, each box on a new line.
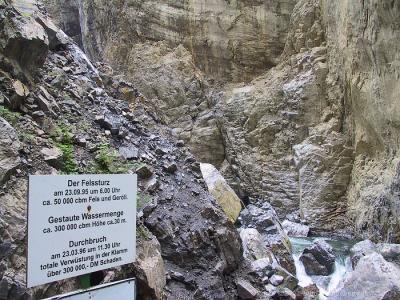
xmin=350 ymin=240 xmax=376 ymax=268
xmin=236 ymin=279 xmax=258 ymax=299
xmin=297 ymin=283 xmax=320 ymax=300
xmin=377 ymin=243 xmax=400 ymax=265
xmin=215 ymin=227 xmax=242 ymax=272
xmin=119 ymin=146 xmax=139 ymax=160
xmin=133 ymin=231 xmax=166 ymax=300
xmin=41 ymin=147 xmax=63 ymax=169
xmin=270 ymin=274 xmax=284 ymax=286
xmin=0 ymin=118 xmax=21 ymax=184
xmin=282 ymin=220 xmax=309 ymax=237
xmin=250 ymin=258 xmax=274 ymax=278
xmin=163 ymin=162 xmax=177 ymax=174
xmin=328 ymin=253 xmax=400 ymax=300
xmin=351 ymin=240 xmax=400 ymax=267
xmin=136 ymin=165 xmax=154 ymax=179
xmin=300 ymin=240 xmax=335 ymax=276
xmin=144 ymin=176 xmax=159 ymax=193
xmin=200 ymin=163 xmax=242 ymax=222
xmin=240 ymin=228 xmax=273 ymax=262
xmin=95 ymin=114 xmax=120 ymax=135
xmin=271 ymin=287 xmax=296 ymax=300
xmin=34 ymin=14 xmax=70 ymax=51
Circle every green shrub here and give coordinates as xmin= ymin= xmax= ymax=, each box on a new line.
xmin=51 ymin=122 xmax=78 ymax=174
xmin=0 ymin=106 xmax=20 ymax=125
xmin=57 ymin=143 xmax=78 ymax=174
xmin=137 ymin=192 xmax=152 ymax=211
xmin=86 ymin=143 xmax=133 ymax=174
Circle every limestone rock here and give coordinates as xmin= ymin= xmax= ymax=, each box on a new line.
xmin=236 ymin=279 xmax=259 ymax=300
xmin=0 ymin=5 xmax=48 ymax=78
xmin=41 ymin=147 xmax=63 ymax=169
xmin=239 ymin=203 xmax=295 ymax=274
xmin=133 ymin=231 xmax=166 ymax=300
xmin=300 ymin=240 xmax=335 ymax=276
xmin=7 ymin=80 xmax=29 ymax=110
xmin=34 ymin=14 xmax=70 ymax=51
xmin=282 ymin=220 xmax=309 ymax=237
xmin=239 ymin=228 xmax=273 ymax=262
xmin=351 ymin=240 xmax=400 ymax=268
xmin=328 ymin=253 xmax=400 ymax=300
xmin=67 ymin=0 xmax=297 ymax=81
xmin=294 ymin=129 xmax=354 ymax=233
xmin=119 ymin=146 xmax=139 ymax=160
xmin=200 ymin=163 xmax=242 ymax=222
xmin=270 ymin=274 xmax=284 ymax=286
xmin=0 ymin=118 xmax=21 ymax=184
xmin=377 ymin=243 xmax=400 ymax=266
xmin=323 ymin=0 xmax=400 ymax=243
xmin=350 ymin=240 xmax=377 ymax=268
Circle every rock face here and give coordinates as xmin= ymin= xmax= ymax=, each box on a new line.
xmin=321 ymin=0 xmax=400 ymax=242
xmin=0 ymin=118 xmax=21 ymax=184
xmin=200 ymin=163 xmax=242 ymax=222
xmin=328 ymin=253 xmax=400 ymax=300
xmin=45 ymin=0 xmax=400 ymax=243
xmin=58 ymin=0 xmax=297 ymax=82
xmin=300 ymin=240 xmax=335 ymax=276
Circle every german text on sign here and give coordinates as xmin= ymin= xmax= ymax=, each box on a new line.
xmin=27 ymin=174 xmax=137 ymax=287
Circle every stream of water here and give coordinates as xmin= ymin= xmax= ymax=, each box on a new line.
xmin=290 ymin=237 xmax=356 ymax=299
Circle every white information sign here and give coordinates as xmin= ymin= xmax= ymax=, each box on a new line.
xmin=27 ymin=174 xmax=137 ymax=288
xmin=44 ymin=279 xmax=135 ymax=300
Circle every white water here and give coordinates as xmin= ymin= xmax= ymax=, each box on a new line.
xmin=291 ymin=237 xmax=355 ymax=300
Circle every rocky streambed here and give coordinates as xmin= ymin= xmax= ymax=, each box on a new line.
xmin=291 ymin=237 xmax=355 ymax=299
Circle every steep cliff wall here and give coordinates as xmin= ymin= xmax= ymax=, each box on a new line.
xmin=321 ymin=0 xmax=400 ymax=242
xmin=75 ymin=0 xmax=296 ymax=82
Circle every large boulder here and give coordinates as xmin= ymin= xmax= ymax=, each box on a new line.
xmin=240 ymin=228 xmax=273 ymax=262
xmin=200 ymin=163 xmax=242 ymax=222
xmin=0 ymin=4 xmax=48 ymax=79
xmin=377 ymin=243 xmax=400 ymax=266
xmin=239 ymin=203 xmax=295 ymax=274
xmin=350 ymin=240 xmax=377 ymax=268
xmin=351 ymin=240 xmax=400 ymax=268
xmin=0 ymin=118 xmax=21 ymax=184
xmin=282 ymin=220 xmax=310 ymax=237
xmin=328 ymin=253 xmax=400 ymax=300
xmin=133 ymin=230 xmax=166 ymax=300
xmin=300 ymin=240 xmax=335 ymax=276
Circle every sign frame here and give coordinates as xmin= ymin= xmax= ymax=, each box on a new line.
xmin=27 ymin=174 xmax=137 ymax=288
xmin=43 ymin=278 xmax=136 ymax=300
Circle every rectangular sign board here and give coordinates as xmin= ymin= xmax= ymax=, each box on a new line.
xmin=44 ymin=278 xmax=135 ymax=300
xmin=27 ymin=174 xmax=137 ymax=288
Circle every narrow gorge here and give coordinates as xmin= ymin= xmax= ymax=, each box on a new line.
xmin=0 ymin=0 xmax=399 ymax=299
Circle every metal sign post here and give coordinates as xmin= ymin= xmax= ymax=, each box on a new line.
xmin=27 ymin=174 xmax=137 ymax=288
xmin=43 ymin=278 xmax=136 ymax=300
